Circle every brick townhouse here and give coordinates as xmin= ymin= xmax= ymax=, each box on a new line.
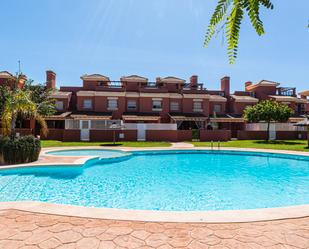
xmin=0 ymin=70 xmax=308 ymax=142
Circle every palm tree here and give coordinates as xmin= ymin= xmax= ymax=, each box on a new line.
xmin=1 ymin=88 xmax=48 ymax=138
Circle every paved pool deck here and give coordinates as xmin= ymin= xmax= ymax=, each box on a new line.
xmin=0 ymin=144 xmax=308 ymax=248
xmin=0 ymin=209 xmax=308 ymax=249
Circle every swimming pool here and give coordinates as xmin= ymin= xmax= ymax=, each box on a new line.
xmin=46 ymin=149 xmax=127 ymax=158
xmin=0 ymin=150 xmax=308 ymax=211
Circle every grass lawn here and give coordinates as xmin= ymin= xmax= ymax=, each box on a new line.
xmin=191 ymin=140 xmax=309 ymax=152
xmin=41 ymin=140 xmax=171 ymax=148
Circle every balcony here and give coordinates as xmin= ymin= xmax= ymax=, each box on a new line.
xmin=182 ymin=83 xmax=207 ymax=94
xmin=140 ymin=82 xmax=169 ymax=93
xmin=276 ymin=87 xmax=296 ymax=97
xmin=95 ymin=81 xmax=125 ymax=91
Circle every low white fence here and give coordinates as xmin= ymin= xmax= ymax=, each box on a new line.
xmin=123 ymin=123 xmax=177 ymax=130
xmin=245 ymin=123 xmax=305 ymax=131
xmin=65 ymin=120 xmax=122 ymax=130
xmin=65 ymin=120 xmax=177 ymax=131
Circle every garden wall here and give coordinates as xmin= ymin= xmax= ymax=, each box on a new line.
xmin=200 ymin=130 xmax=231 ymax=141
xmin=63 ymin=130 xmax=81 ymax=142
xmin=15 ymin=129 xmax=33 ymax=136
xmin=237 ymin=131 xmax=307 ymax=140
xmin=237 ymin=131 xmax=268 ymax=140
xmin=41 ymin=129 xmax=64 ymax=140
xmin=89 ymin=130 xmax=137 ymax=142
xmin=146 ymin=130 xmax=178 ymax=142
xmin=177 ymin=130 xmax=193 ymax=141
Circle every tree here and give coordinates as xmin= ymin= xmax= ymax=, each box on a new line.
xmin=243 ymin=100 xmax=293 ymax=141
xmin=1 ymin=88 xmax=48 ymax=139
xmin=205 ymin=1 xmax=307 ymax=64
xmin=24 ymin=80 xmax=56 ymax=117
xmin=0 ymin=85 xmax=10 ymax=115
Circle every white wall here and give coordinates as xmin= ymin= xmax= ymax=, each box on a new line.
xmin=124 ymin=123 xmax=177 ymax=130
xmin=246 ymin=123 xmax=305 ymax=131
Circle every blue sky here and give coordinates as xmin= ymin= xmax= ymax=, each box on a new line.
xmin=1 ymin=0 xmax=308 ymax=92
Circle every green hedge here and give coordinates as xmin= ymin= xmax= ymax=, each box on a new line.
xmin=0 ymin=135 xmax=41 ymax=165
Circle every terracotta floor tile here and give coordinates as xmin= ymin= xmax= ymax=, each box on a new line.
xmin=76 ymin=237 xmax=100 ymax=249
xmin=113 ymin=235 xmax=145 ymax=248
xmin=54 ymin=230 xmax=82 ymax=244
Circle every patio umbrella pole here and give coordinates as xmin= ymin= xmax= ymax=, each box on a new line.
xmin=307 ymin=126 xmax=309 ymax=148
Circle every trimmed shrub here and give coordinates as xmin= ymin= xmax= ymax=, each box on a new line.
xmin=192 ymin=129 xmax=200 ymax=140
xmin=0 ymin=135 xmax=41 ymax=165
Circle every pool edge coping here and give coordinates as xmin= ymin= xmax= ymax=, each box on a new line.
xmin=0 ymin=146 xmax=308 ymax=223
xmin=0 ymin=201 xmax=308 ymax=223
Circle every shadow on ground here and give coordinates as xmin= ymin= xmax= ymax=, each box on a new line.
xmin=254 ymin=140 xmax=305 ymax=145
xmin=99 ymin=143 xmax=123 ymax=147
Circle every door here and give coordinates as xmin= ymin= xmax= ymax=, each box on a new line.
xmin=137 ymin=123 xmax=146 ymax=141
xmin=80 ymin=120 xmax=90 ymax=141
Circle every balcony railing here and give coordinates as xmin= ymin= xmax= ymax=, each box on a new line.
xmin=183 ymin=83 xmax=206 ymax=91
xmin=276 ymin=87 xmax=296 ymax=96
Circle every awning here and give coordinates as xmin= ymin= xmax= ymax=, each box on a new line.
xmin=269 ymin=95 xmax=308 ymax=104
xmin=170 ymin=115 xmax=208 ymax=122
xmin=209 ymin=114 xmax=244 ymax=123
xmin=70 ymin=114 xmax=112 ymax=120
xmin=230 ymin=94 xmax=259 ymax=103
xmin=294 ymin=119 xmax=309 ymax=127
xmin=122 ymin=115 xmax=160 ymax=121
xmin=210 ymin=117 xmax=244 ymax=123
xmin=45 ymin=112 xmax=72 ymax=120
xmin=289 ymin=117 xmax=306 ymax=123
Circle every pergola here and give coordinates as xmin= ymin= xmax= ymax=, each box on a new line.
xmin=294 ymin=116 xmax=309 ymax=147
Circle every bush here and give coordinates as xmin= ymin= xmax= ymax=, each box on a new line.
xmin=192 ymin=129 xmax=200 ymax=140
xmin=0 ymin=135 xmax=41 ymax=165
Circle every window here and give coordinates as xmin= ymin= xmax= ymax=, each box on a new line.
xmin=65 ymin=120 xmax=80 ymax=129
xmin=55 ymin=101 xmax=64 ymax=111
xmin=152 ymin=100 xmax=162 ymax=111
xmin=108 ymin=99 xmax=118 ymax=110
xmin=127 ymin=100 xmax=137 ymax=110
xmin=193 ymin=101 xmax=202 ymax=112
xmin=213 ymin=104 xmax=221 ymax=113
xmin=83 ymin=99 xmax=92 ymax=109
xmin=170 ymin=101 xmax=179 ymax=111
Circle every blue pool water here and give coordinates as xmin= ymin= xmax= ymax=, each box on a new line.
xmin=0 ymin=150 xmax=308 ymax=211
xmin=47 ymin=149 xmax=127 ymax=158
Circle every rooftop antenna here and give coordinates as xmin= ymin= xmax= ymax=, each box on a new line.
xmin=18 ymin=60 xmax=21 ymax=75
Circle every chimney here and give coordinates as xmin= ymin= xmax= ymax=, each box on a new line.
xmin=46 ymin=70 xmax=56 ymax=89
xmin=17 ymin=74 xmax=27 ymax=89
xmin=156 ymin=77 xmax=161 ymax=83
xmin=190 ymin=75 xmax=198 ymax=87
xmin=245 ymin=81 xmax=252 ymax=87
xmin=221 ymin=76 xmax=230 ymax=97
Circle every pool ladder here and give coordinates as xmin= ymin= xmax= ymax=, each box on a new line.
xmin=211 ymin=141 xmax=221 ymax=150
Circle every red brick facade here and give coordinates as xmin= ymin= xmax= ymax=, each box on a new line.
xmin=1 ymin=70 xmax=308 ymax=142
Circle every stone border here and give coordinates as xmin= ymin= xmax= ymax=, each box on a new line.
xmin=0 ymin=201 xmax=308 ymax=223
xmin=0 ymin=146 xmax=308 ymax=223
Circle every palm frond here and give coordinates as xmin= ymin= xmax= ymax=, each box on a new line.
xmin=226 ymin=1 xmax=244 ymax=64
xmin=205 ymin=0 xmax=274 ymax=64
xmin=204 ymin=0 xmax=232 ymax=47
xmin=35 ymin=113 xmax=48 ymax=137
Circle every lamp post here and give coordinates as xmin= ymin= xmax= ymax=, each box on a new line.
xmin=109 ymin=123 xmax=124 ymax=145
